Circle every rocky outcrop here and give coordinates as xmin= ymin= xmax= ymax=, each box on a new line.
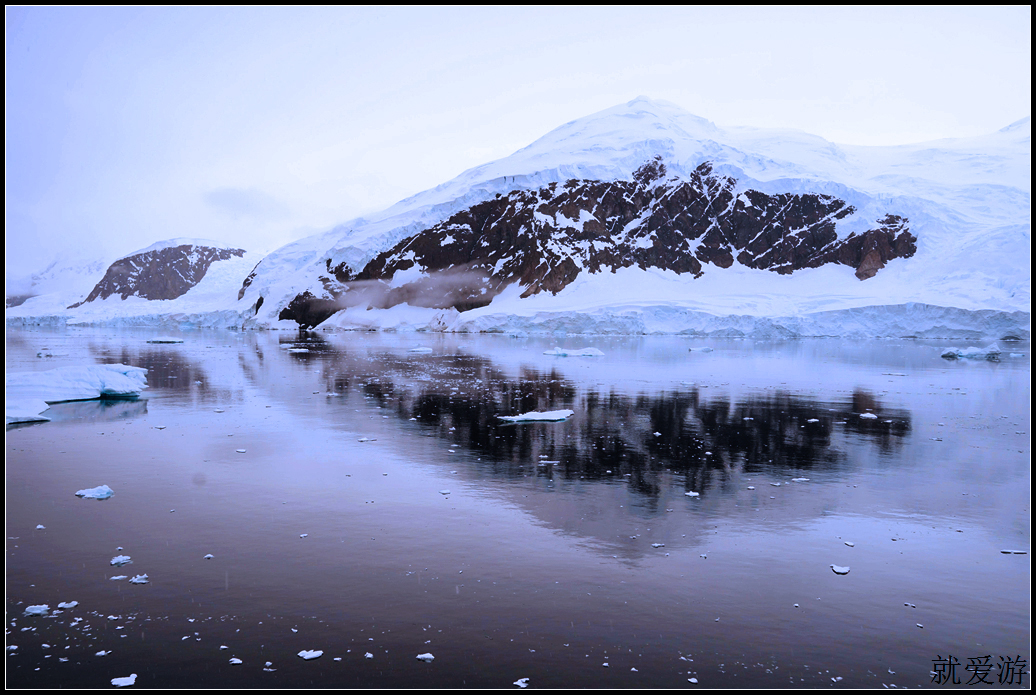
xmin=70 ymin=243 xmax=245 ymax=308
xmin=277 ymin=158 xmax=916 ymax=327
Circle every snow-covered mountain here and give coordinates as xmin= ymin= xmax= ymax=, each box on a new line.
xmin=7 ymin=98 xmax=1031 ymax=338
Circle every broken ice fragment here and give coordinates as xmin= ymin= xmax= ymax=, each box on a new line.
xmin=365 ymin=652 xmax=374 ymax=659
xmin=791 ymin=478 xmax=810 ymax=482
xmin=685 ymin=491 xmax=699 ymax=497
xmin=110 ymin=575 xmax=128 ymax=581
xmin=1000 ymin=549 xmax=1027 ymax=554
xmin=229 ymin=657 xmax=242 ymax=664
xmin=36 ymin=524 xmax=45 ymax=529
xmin=830 ymin=565 xmax=850 ymax=575
xmin=23 ymin=605 xmax=49 ymax=617
xmin=651 ymin=543 xmax=665 ymax=548
xmin=111 ymin=674 xmax=137 ymax=687
xmin=845 ymin=542 xmax=855 ymax=547
xmin=297 ymin=650 xmax=323 ymax=660
xmin=57 ymin=601 xmax=78 ymax=609
xmin=806 ymin=418 xmax=819 ymax=423
xmin=203 ymin=554 xmax=214 ymax=559
xmin=860 ymin=413 xmax=878 ymax=419
xmin=110 ymin=555 xmax=132 ymax=566
xmin=408 ymin=347 xmax=433 ymax=354
xmin=416 ymin=653 xmax=434 ymax=662
xmin=498 ymin=410 xmax=574 ymax=422
xmin=129 ymin=574 xmax=149 ymax=584
xmin=235 ymin=449 xmax=246 ymax=453
xmin=543 ymin=347 xmax=604 ymax=357
xmin=96 ymin=650 xmax=110 ymax=656
xmin=75 ymin=485 xmax=113 ymax=500
xmin=514 ymin=678 xmax=530 ymax=688
xmin=439 ymin=490 xmax=451 ymax=495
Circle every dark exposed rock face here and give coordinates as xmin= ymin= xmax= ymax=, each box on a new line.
xmin=70 ymin=244 xmax=245 ymax=308
xmin=277 ymin=159 xmax=916 ymax=327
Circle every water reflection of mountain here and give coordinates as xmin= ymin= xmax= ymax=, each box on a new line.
xmin=303 ymin=345 xmax=912 ymax=499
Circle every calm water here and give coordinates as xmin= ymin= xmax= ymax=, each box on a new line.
xmin=6 ymin=328 xmax=1030 ymax=688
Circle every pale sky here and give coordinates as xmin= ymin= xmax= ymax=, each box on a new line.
xmin=5 ymin=6 xmax=1031 ymax=278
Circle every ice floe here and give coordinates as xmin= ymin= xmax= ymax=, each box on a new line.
xmin=859 ymin=413 xmax=878 ymax=419
xmin=110 ymin=555 xmax=132 ymax=566
xmin=830 ymin=565 xmax=850 ymax=575
xmin=129 ymin=574 xmax=149 ymax=584
xmin=685 ymin=491 xmax=699 ymax=497
xmin=111 ymin=674 xmax=137 ymax=687
xmin=498 ymin=409 xmax=575 ymax=422
xmin=543 ymin=346 xmax=604 ymax=356
xmin=110 ymin=575 xmax=128 ymax=581
xmin=57 ymin=601 xmax=78 ymax=609
xmin=6 ymin=364 xmax=147 ymax=424
xmin=941 ymin=343 xmax=1002 ymax=360
xmin=416 ymin=653 xmax=434 ymax=662
xmin=514 ymin=677 xmax=530 ymax=688
xmin=298 ymin=650 xmax=323 ymax=660
xmin=23 ymin=604 xmax=49 ymax=617
xmin=75 ymin=485 xmax=114 ymax=500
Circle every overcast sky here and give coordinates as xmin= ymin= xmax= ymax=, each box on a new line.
xmin=5 ymin=6 xmax=1030 ymax=277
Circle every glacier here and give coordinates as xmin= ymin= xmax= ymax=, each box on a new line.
xmin=5 ymin=98 xmax=1029 ymax=338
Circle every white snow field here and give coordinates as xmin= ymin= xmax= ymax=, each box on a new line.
xmin=6 ymin=98 xmax=1030 ymax=338
xmin=5 ymin=364 xmax=148 ymax=424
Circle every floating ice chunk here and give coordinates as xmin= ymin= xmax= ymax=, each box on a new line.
xmin=229 ymin=657 xmax=242 ymax=664
xmin=24 ymin=604 xmax=49 ymax=617
xmin=235 ymin=449 xmax=246 ymax=453
xmin=651 ymin=543 xmax=665 ymax=548
xmin=111 ymin=674 xmax=137 ymax=687
xmin=439 ymin=490 xmax=451 ymax=495
xmin=806 ymin=418 xmax=820 ymax=423
xmin=5 ymin=397 xmax=52 ymax=424
xmin=58 ymin=601 xmax=78 ymax=609
xmin=685 ymin=491 xmax=699 ymax=497
xmin=299 ymin=534 xmax=308 ymax=539
xmin=365 ymin=652 xmax=374 ymax=659
xmin=689 ymin=677 xmax=698 ymax=683
xmin=298 ymin=650 xmax=323 ymax=660
xmin=543 ymin=347 xmax=603 ymax=357
xmin=408 ymin=347 xmax=433 ymax=354
xmin=75 ymin=485 xmax=114 ymax=500
xmin=514 ymin=678 xmax=530 ymax=688
xmin=96 ymin=650 xmax=110 ymax=656
xmin=770 ymin=482 xmax=781 ymax=487
xmin=129 ymin=574 xmax=149 ymax=584
xmin=498 ymin=410 xmax=574 ymax=422
xmin=830 ymin=565 xmax=850 ymax=575
xmin=110 ymin=575 xmax=128 ymax=581
xmin=687 ymin=347 xmax=713 ymax=352
xmin=416 ymin=653 xmax=434 ymax=662
xmin=110 ymin=555 xmax=132 ymax=566
xmin=36 ymin=524 xmax=46 ymax=529
xmin=941 ymin=344 xmax=1002 ymax=360
xmin=204 ymin=554 xmax=214 ymax=559
xmin=791 ymin=478 xmax=810 ymax=482
xmin=859 ymin=413 xmax=878 ymax=419
xmin=844 ymin=542 xmax=855 ymax=547
xmin=146 ymin=337 xmax=183 ymax=344
xmin=6 ymin=365 xmax=148 ymax=409
xmin=1000 ymin=549 xmax=1027 ymax=554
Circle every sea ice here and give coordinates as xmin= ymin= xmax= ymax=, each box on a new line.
xmin=685 ymin=491 xmax=699 ymax=497
xmin=365 ymin=652 xmax=374 ymax=659
xmin=416 ymin=653 xmax=434 ymax=662
xmin=229 ymin=658 xmax=242 ymax=664
xmin=6 ymin=365 xmax=147 ymax=413
xmin=514 ymin=677 xmax=530 ymax=688
xmin=297 ymin=650 xmax=323 ymax=660
xmin=23 ymin=605 xmax=49 ymax=617
xmin=941 ymin=344 xmax=1002 ymax=360
xmin=830 ymin=565 xmax=850 ymax=575
xmin=111 ymin=674 xmax=137 ymax=687
xmin=129 ymin=574 xmax=149 ymax=584
xmin=110 ymin=555 xmax=132 ymax=566
xmin=146 ymin=337 xmax=184 ymax=344
xmin=110 ymin=576 xmax=128 ymax=581
xmin=408 ymin=347 xmax=433 ymax=353
xmin=498 ymin=409 xmax=575 ymax=422
xmin=36 ymin=524 xmax=45 ymax=529
xmin=542 ymin=347 xmax=604 ymax=356
xmin=57 ymin=601 xmax=78 ymax=609
xmin=75 ymin=485 xmax=114 ymax=500
xmin=859 ymin=413 xmax=878 ymax=419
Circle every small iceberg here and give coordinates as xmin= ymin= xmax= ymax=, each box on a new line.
xmin=830 ymin=564 xmax=850 ymax=575
xmin=498 ymin=409 xmax=574 ymax=423
xmin=128 ymin=574 xmax=149 ymax=584
xmin=859 ymin=413 xmax=878 ymax=420
xmin=543 ymin=347 xmax=604 ymax=357
xmin=297 ymin=650 xmax=323 ymax=660
xmin=685 ymin=491 xmax=699 ymax=497
xmin=7 ymin=364 xmax=147 ymax=425
xmin=24 ymin=604 xmax=49 ymax=617
xmin=57 ymin=601 xmax=78 ymax=609
xmin=110 ymin=555 xmax=132 ymax=566
xmin=514 ymin=678 xmax=530 ymax=688
xmin=416 ymin=653 xmax=434 ymax=662
xmin=941 ymin=344 xmax=1002 ymax=360
xmin=111 ymin=674 xmax=137 ymax=687
xmin=75 ymin=485 xmax=114 ymax=500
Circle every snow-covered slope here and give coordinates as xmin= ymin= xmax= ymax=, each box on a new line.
xmin=7 ymin=98 xmax=1030 ymax=338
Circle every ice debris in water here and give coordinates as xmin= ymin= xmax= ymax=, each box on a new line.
xmin=110 ymin=575 xmax=128 ymax=581
xmin=543 ymin=347 xmax=603 ymax=357
xmin=416 ymin=653 xmax=434 ymax=662
xmin=111 ymin=674 xmax=137 ymax=687
xmin=204 ymin=554 xmax=214 ymax=559
xmin=297 ymin=650 xmax=323 ymax=660
xmin=498 ymin=410 xmax=574 ymax=422
xmin=6 ymin=364 xmax=148 ymax=424
xmin=75 ymin=485 xmax=114 ymax=500
xmin=24 ymin=604 xmax=49 ymax=617
xmin=941 ymin=343 xmax=1002 ymax=360
xmin=439 ymin=490 xmax=451 ymax=495
xmin=146 ymin=337 xmax=183 ymax=344
xmin=685 ymin=491 xmax=699 ymax=497
xmin=830 ymin=565 xmax=850 ymax=575
xmin=110 ymin=555 xmax=132 ymax=566
xmin=408 ymin=347 xmax=433 ymax=353
xmin=57 ymin=601 xmax=78 ymax=609
xmin=129 ymin=574 xmax=149 ymax=584
xmin=36 ymin=524 xmax=45 ymax=529
xmin=229 ymin=657 xmax=243 ymax=664
xmin=365 ymin=652 xmax=374 ymax=659
xmin=514 ymin=678 xmax=530 ymax=688
xmin=688 ymin=347 xmax=713 ymax=353
xmin=651 ymin=543 xmax=665 ymax=548
xmin=1000 ymin=549 xmax=1027 ymax=554
xmin=791 ymin=478 xmax=810 ymax=482
xmin=860 ymin=413 xmax=878 ymax=419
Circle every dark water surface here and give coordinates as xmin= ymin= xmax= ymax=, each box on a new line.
xmin=6 ymin=328 xmax=1030 ymax=688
